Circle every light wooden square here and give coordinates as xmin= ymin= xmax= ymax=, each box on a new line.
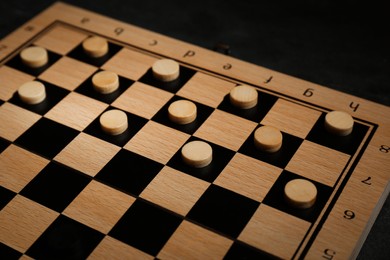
xmin=63 ymin=180 xmax=135 ymax=234
xmin=0 ymin=66 xmax=34 ymax=101
xmin=0 ymin=195 xmax=59 ymax=253
xmin=140 ymin=166 xmax=209 ymax=216
xmin=55 ymin=133 xmax=120 ymax=177
xmin=112 ymin=82 xmax=173 ymax=119
xmin=158 ymin=220 xmax=233 ymax=260
xmin=261 ymin=99 xmax=322 ymax=138
xmin=45 ymin=92 xmax=108 ymax=131
xmin=102 ymin=48 xmax=157 ymax=80
xmin=239 ymin=204 xmax=310 ymax=259
xmin=90 ymin=236 xmax=153 ymax=260
xmin=0 ymin=103 xmax=41 ymax=141
xmin=194 ymin=110 xmax=257 ymax=151
xmin=34 ymin=25 xmax=88 ymax=55
xmin=177 ymin=72 xmax=236 ymax=107
xmin=286 ymin=140 xmax=350 ymax=187
xmin=125 ymin=121 xmax=190 ymax=164
xmin=0 ymin=145 xmax=49 ymax=193
xmin=39 ymin=56 xmax=97 ymax=90
xmin=214 ymin=153 xmax=282 ymax=202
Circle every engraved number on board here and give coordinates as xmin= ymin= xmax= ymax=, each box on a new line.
xmin=322 ymin=249 xmax=336 ymax=259
xmin=361 ymin=176 xmax=372 ymax=185
xmin=81 ymin=17 xmax=90 ymax=24
xmin=343 ymin=210 xmax=355 ymax=220
xmin=379 ymin=145 xmax=390 ymax=153
xmin=303 ymin=88 xmax=314 ymax=97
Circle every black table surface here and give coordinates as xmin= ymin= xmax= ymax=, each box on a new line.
xmin=1 ymin=1 xmax=389 ymax=259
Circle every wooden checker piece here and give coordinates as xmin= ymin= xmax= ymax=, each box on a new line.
xmin=99 ymin=109 xmax=128 ymax=135
xmin=92 ymin=70 xmax=119 ymax=94
xmin=168 ymin=99 xmax=197 ymax=124
xmin=0 ymin=3 xmax=389 ymax=260
xmin=20 ymin=46 xmax=48 ymax=68
xmin=18 ymin=81 xmax=46 ymax=105
xmin=152 ymin=59 xmax=180 ymax=82
xmin=82 ymin=36 xmax=109 ymax=58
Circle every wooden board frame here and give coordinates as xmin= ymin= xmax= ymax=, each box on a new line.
xmin=0 ymin=2 xmax=389 ymax=259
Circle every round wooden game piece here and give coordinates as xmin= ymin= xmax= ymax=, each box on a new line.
xmin=284 ymin=179 xmax=317 ymax=209
xmin=324 ymin=110 xmax=354 ymax=136
xmin=181 ymin=140 xmax=213 ymax=168
xmin=152 ymin=59 xmax=180 ymax=82
xmin=92 ymin=71 xmax=119 ymax=94
xmin=82 ymin=36 xmax=109 ymax=58
xmin=229 ymin=84 xmax=258 ymax=109
xmin=168 ymin=100 xmax=197 ymax=124
xmin=99 ymin=109 xmax=128 ymax=135
xmin=20 ymin=46 xmax=48 ymax=68
xmin=18 ymin=81 xmax=46 ymax=105
xmin=254 ymin=125 xmax=283 ymax=153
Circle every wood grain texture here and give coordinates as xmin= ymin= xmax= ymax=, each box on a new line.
xmin=0 ymin=195 xmax=58 ymax=253
xmin=158 ymin=220 xmax=233 ymax=260
xmin=239 ymin=204 xmax=311 ymax=259
xmin=0 ymin=3 xmax=388 ymax=258
xmin=63 ymin=180 xmax=135 ymax=234
xmin=194 ymin=109 xmax=257 ymax=151
xmin=0 ymin=144 xmax=49 ymax=193
xmin=45 ymin=92 xmax=108 ymax=131
xmin=177 ymin=72 xmax=236 ymax=107
xmin=54 ymin=132 xmax=120 ymax=177
xmin=0 ymin=102 xmax=41 ymax=142
xmin=286 ymin=140 xmax=351 ymax=187
xmin=112 ymin=82 xmax=173 ymax=119
xmin=39 ymin=56 xmax=97 ymax=91
xmin=214 ymin=153 xmax=282 ymax=202
xmin=125 ymin=121 xmax=189 ymax=164
xmin=140 ymin=166 xmax=209 ymax=216
xmin=89 ymin=236 xmax=153 ymax=260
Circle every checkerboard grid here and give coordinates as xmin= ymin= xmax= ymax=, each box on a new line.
xmin=0 ymin=23 xmax=368 ymax=258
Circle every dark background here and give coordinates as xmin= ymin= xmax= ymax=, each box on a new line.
xmin=0 ymin=0 xmax=389 ymax=258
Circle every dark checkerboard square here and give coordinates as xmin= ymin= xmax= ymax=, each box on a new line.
xmin=96 ymin=149 xmax=164 ymax=196
xmin=239 ymin=125 xmax=303 ymax=169
xmin=9 ymin=80 xmax=69 ymax=115
xmin=84 ymin=107 xmax=148 ymax=147
xmin=20 ymin=161 xmax=90 ymax=212
xmin=225 ymin=241 xmax=278 ymax=260
xmin=139 ymin=65 xmax=196 ymax=93
xmin=218 ymin=89 xmax=278 ymax=122
xmin=263 ymin=170 xmax=332 ymax=223
xmin=67 ymin=41 xmax=121 ymax=67
xmin=75 ymin=70 xmax=134 ymax=104
xmin=26 ymin=215 xmax=104 ymax=259
xmin=0 ymin=137 xmax=10 ymax=153
xmin=15 ymin=117 xmax=79 ymax=159
xmin=187 ymin=184 xmax=259 ymax=238
xmin=6 ymin=45 xmax=61 ymax=76
xmin=0 ymin=186 xmax=16 ymax=211
xmin=0 ymin=242 xmax=22 ymax=260
xmin=306 ymin=113 xmax=369 ymax=155
xmin=152 ymin=95 xmax=214 ymax=135
xmin=167 ymin=136 xmax=235 ymax=182
xmin=109 ymin=199 xmax=182 ymax=256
